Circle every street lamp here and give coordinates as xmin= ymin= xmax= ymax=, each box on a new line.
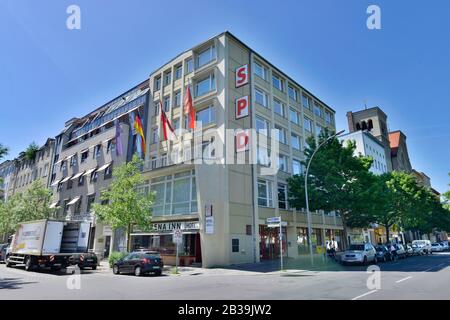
xmin=304 ymin=129 xmax=345 ymax=265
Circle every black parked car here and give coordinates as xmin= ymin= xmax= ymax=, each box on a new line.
xmin=69 ymin=252 xmax=98 ymax=270
xmin=113 ymin=251 xmax=163 ymax=276
xmin=375 ymin=245 xmax=393 ymax=262
xmin=0 ymin=244 xmax=8 ymax=263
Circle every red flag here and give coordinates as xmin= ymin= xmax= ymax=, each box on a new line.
xmin=184 ymin=85 xmax=195 ymax=129
xmin=160 ymin=101 xmax=176 ymax=141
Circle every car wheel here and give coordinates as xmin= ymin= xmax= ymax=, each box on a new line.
xmin=113 ymin=265 xmax=120 ymax=275
xmin=363 ymin=256 xmax=368 ymax=266
xmin=134 ymin=266 xmax=142 ymax=277
xmin=24 ymin=257 xmax=34 ymax=272
xmin=155 ymin=270 xmax=162 ymax=276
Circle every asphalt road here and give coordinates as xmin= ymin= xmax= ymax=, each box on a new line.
xmin=1 ymin=252 xmax=450 ymax=300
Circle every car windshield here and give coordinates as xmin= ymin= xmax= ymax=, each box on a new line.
xmin=375 ymin=246 xmax=385 ymax=251
xmin=349 ymin=245 xmax=365 ymax=251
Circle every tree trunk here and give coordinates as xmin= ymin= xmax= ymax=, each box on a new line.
xmin=126 ymin=223 xmax=131 ymax=252
xmin=385 ymin=224 xmax=390 ymax=244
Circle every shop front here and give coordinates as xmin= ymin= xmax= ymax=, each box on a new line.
xmin=130 ymin=220 xmax=202 ymax=266
xmin=259 ymin=225 xmax=287 ymax=260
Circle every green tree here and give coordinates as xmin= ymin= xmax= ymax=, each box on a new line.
xmin=287 ymin=131 xmax=374 ymax=233
xmin=92 ymin=154 xmax=154 ymax=251
xmin=24 ymin=142 xmax=39 ymax=161
xmin=0 ymin=143 xmax=8 ymax=160
xmin=0 ymin=181 xmax=55 ymax=235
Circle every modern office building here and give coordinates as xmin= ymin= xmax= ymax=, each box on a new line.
xmin=389 ymin=130 xmax=412 ymax=173
xmin=346 ymin=107 xmax=393 ymax=172
xmin=50 ymin=80 xmax=150 ymax=258
xmin=130 ymin=31 xmax=344 ymax=267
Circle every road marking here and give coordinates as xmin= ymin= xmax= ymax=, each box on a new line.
xmin=396 ymin=276 xmax=412 ymax=283
xmin=351 ymin=290 xmax=378 ymax=300
xmin=424 ymin=263 xmax=445 ymax=272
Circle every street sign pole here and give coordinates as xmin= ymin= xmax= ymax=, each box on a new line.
xmin=173 ymin=228 xmax=183 ymax=274
xmin=176 ymin=241 xmax=179 ymax=274
xmin=279 ymin=220 xmax=283 ymax=271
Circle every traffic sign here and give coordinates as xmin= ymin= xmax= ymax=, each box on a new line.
xmin=267 ymin=217 xmax=281 ymax=224
xmin=173 ymin=228 xmax=183 ymax=244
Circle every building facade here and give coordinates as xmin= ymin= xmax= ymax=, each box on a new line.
xmin=50 ymin=81 xmax=150 ymax=258
xmin=389 ymin=130 xmax=412 ymax=173
xmin=7 ymin=138 xmax=55 ymax=198
xmin=0 ymin=160 xmax=14 ymax=201
xmin=346 ymin=107 xmax=393 ymax=172
xmin=129 ymin=32 xmax=344 ymax=268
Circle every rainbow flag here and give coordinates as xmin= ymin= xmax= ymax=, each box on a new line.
xmin=134 ymin=114 xmax=146 ymax=157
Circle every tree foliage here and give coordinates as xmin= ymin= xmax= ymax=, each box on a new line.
xmin=92 ymin=154 xmax=154 ymax=250
xmin=24 ymin=142 xmax=39 ymax=161
xmin=0 ymin=180 xmax=55 ymax=235
xmin=0 ymin=143 xmax=8 ymax=161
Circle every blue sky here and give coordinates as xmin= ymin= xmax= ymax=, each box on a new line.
xmin=0 ymin=0 xmax=449 ymax=193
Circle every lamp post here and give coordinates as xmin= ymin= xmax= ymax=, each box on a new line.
xmin=304 ymin=129 xmax=345 ymax=265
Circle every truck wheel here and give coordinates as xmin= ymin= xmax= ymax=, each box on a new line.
xmin=24 ymin=257 xmax=34 ymax=272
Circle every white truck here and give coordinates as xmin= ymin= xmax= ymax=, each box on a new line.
xmin=6 ymin=219 xmax=92 ymax=272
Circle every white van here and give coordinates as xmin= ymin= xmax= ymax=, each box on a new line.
xmin=412 ymin=240 xmax=432 ymax=255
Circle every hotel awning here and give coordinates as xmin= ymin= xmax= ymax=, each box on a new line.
xmin=49 ymin=201 xmax=60 ymax=209
xmin=50 ymin=179 xmax=61 ymax=187
xmin=83 ymin=168 xmax=97 ymax=176
xmin=60 ymin=176 xmax=72 ymax=183
xmin=96 ymin=162 xmax=112 ymax=172
xmin=67 ymin=196 xmax=81 ymax=205
xmin=70 ymin=171 xmax=85 ymax=180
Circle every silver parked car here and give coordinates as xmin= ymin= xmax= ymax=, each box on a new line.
xmin=341 ymin=243 xmax=377 ymax=265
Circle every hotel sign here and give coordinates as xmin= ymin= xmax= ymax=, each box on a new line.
xmin=133 ymin=221 xmax=200 ymax=233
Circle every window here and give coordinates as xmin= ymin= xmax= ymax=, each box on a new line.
xmin=256 ymin=116 xmax=269 ymax=136
xmin=149 ymin=170 xmax=197 ymax=216
xmin=67 ymin=179 xmax=73 ymax=190
xmin=104 ymin=164 xmax=113 ymax=180
xmin=272 ymin=74 xmax=284 ymax=91
xmin=93 ymin=144 xmax=102 ymax=159
xmin=60 ymin=160 xmax=67 ymax=172
xmin=81 ymin=150 xmax=88 ymax=163
xmin=274 ymin=125 xmax=287 ymax=144
xmin=288 ymin=85 xmax=298 ymax=101
xmin=232 ymin=239 xmax=239 ymax=253
xmin=154 ymin=76 xmax=161 ymax=91
xmin=278 ymin=183 xmax=288 ymax=209
xmin=74 ymin=196 xmax=82 ymax=214
xmin=196 ymin=45 xmax=216 ymax=68
xmin=277 ymin=154 xmax=288 ymax=172
xmin=86 ymin=194 xmax=95 ymax=212
xmin=152 ymin=128 xmax=158 ymax=144
xmin=195 ymin=74 xmax=216 ymax=97
xmin=255 ymin=87 xmax=268 ymax=107
xmin=292 ymin=159 xmax=303 ymax=175
xmin=314 ymin=103 xmax=323 ymax=118
xmin=325 ymin=111 xmax=332 ymax=125
xmin=273 ymin=99 xmax=285 ymax=117
xmin=151 ymin=156 xmax=157 ymax=169
xmin=174 ymin=90 xmax=181 ymax=108
xmin=154 ymin=101 xmax=160 ymax=116
xmin=258 ymin=179 xmax=273 ymax=207
xmin=69 ymin=155 xmax=77 ymax=167
xmin=289 ymin=108 xmax=299 ymax=125
xmin=173 ymin=118 xmax=181 ymax=132
xmin=78 ymin=175 xmax=84 ymax=187
xmin=196 ymin=105 xmax=215 ymax=126
xmin=63 ymin=199 xmax=70 ymax=214
xmin=175 ymin=64 xmax=183 ymax=79
xmin=164 ymin=71 xmax=172 ymax=86
xmin=90 ymin=171 xmax=98 ymax=183
xmin=186 ymin=58 xmax=194 ymax=73
xmin=316 ymin=125 xmax=323 ymax=137
xmin=253 ymin=61 xmax=267 ymax=80
xmin=257 ymin=146 xmax=271 ymax=167
xmin=163 ymin=96 xmax=171 ymax=112
xmin=291 ymin=133 xmax=301 ymax=150
xmin=107 ymin=139 xmax=116 ymax=154
xmin=302 ymin=95 xmax=311 ymax=109
xmin=304 ymin=117 xmax=312 ymax=132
